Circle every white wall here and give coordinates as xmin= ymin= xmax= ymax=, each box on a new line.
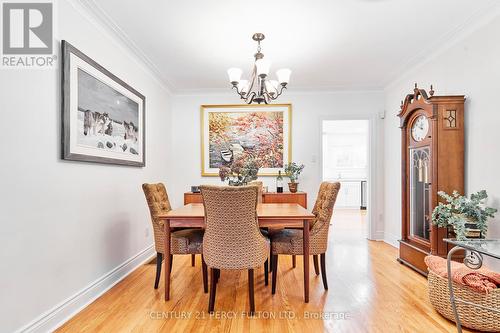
xmin=383 ymin=13 xmax=500 ymax=252
xmin=170 ymin=90 xmax=385 ymax=237
xmin=0 ymin=1 xmax=172 ymax=332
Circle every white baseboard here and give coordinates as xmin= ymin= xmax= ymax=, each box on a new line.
xmin=16 ymin=245 xmax=156 ymax=333
xmin=383 ymin=233 xmax=400 ymax=249
xmin=368 ymin=230 xmax=384 ymax=240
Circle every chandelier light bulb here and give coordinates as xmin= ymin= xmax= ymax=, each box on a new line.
xmin=276 ymin=68 xmax=291 ymax=84
xmin=227 ymin=67 xmax=242 ymax=84
xmin=256 ymin=59 xmax=271 ymax=77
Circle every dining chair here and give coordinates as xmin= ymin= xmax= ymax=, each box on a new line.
xmin=142 ymin=183 xmax=208 ymax=292
xmin=200 ymin=185 xmax=269 ymax=315
xmin=270 ymin=181 xmax=340 ymax=294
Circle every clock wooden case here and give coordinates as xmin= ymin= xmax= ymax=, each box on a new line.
xmin=397 ymin=84 xmax=465 ymax=275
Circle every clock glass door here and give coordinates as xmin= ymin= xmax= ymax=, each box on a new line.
xmin=409 ymin=147 xmax=431 ymax=242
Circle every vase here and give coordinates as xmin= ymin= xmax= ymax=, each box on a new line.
xmin=462 ymin=216 xmax=482 ymax=239
xmin=455 ymin=214 xmax=482 ymax=239
xmin=288 ymin=182 xmax=298 ymax=193
xmin=228 ymin=180 xmax=247 ymax=186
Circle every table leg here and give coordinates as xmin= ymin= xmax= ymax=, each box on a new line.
xmin=164 ymin=219 xmax=171 ymax=301
xmin=447 ymin=246 xmax=462 ymax=333
xmin=303 ymin=219 xmax=310 ymax=303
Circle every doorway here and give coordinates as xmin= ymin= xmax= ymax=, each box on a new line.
xmin=321 ymin=119 xmax=369 ymax=239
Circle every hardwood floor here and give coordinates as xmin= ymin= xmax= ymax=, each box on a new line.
xmin=57 ymin=210 xmax=474 ymax=332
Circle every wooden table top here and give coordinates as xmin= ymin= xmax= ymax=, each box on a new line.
xmin=159 ymin=203 xmax=315 ymax=220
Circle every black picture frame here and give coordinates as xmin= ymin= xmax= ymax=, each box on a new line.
xmin=61 ymin=40 xmax=146 ymax=167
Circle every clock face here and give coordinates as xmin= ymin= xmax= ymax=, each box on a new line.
xmin=411 ymin=115 xmax=429 ymax=142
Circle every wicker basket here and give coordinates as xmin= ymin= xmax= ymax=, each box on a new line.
xmin=428 ymin=270 xmax=500 ymax=332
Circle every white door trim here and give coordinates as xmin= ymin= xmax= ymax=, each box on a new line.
xmin=319 ymin=114 xmax=382 ymax=240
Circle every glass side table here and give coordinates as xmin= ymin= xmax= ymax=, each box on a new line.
xmin=444 ymin=239 xmax=500 ymax=333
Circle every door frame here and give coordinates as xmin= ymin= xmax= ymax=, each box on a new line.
xmin=319 ymin=114 xmax=381 ymax=240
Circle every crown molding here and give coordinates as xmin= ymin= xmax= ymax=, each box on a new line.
xmin=71 ymin=0 xmax=175 ymax=94
xmin=383 ymin=0 xmax=500 ymax=89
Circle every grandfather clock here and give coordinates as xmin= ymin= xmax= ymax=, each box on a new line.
xmin=397 ymin=84 xmax=465 ymax=275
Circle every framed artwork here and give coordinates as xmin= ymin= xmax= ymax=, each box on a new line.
xmin=201 ymin=104 xmax=292 ymax=176
xmin=61 ymin=40 xmax=145 ymax=167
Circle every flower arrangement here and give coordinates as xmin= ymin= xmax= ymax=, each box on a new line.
xmin=431 ymin=190 xmax=497 ymax=240
xmin=219 ymin=157 xmax=260 ymax=186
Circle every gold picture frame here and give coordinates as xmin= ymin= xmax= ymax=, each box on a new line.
xmin=201 ymin=104 xmax=292 ymax=176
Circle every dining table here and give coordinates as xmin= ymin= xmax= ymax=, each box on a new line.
xmin=157 ymin=203 xmax=316 ymax=303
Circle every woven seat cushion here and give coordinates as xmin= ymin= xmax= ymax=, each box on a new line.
xmin=270 ymin=224 xmax=329 ymax=255
xmin=170 ymin=229 xmax=204 ymax=255
xmin=271 ymin=229 xmax=304 ymax=255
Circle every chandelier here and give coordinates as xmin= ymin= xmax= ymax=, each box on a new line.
xmin=227 ymin=33 xmax=291 ymax=104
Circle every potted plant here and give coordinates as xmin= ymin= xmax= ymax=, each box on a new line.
xmin=431 ymin=190 xmax=497 ymax=240
xmin=219 ymin=157 xmax=259 ymax=186
xmin=284 ymin=162 xmax=305 ymax=193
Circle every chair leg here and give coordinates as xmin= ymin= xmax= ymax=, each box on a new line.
xmin=208 ymin=268 xmax=217 ymax=313
xmin=191 ymin=254 xmax=195 ymax=267
xmin=272 ymin=255 xmax=278 ymax=294
xmin=292 ymin=255 xmax=296 ymax=268
xmin=313 ymin=255 xmax=320 ymax=276
xmin=169 ymin=254 xmax=173 ymax=273
xmin=248 ymin=269 xmax=255 ymax=315
xmin=269 ymin=247 xmax=273 ymax=272
xmin=320 ymin=253 xmax=328 ymax=290
xmin=154 ymin=252 xmax=163 ymax=289
xmin=264 ymin=259 xmax=269 ymax=286
xmin=215 ymin=268 xmax=220 ymax=284
xmin=202 ymin=255 xmax=208 ymax=293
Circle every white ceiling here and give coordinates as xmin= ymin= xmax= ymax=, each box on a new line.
xmin=83 ymin=0 xmax=499 ymax=92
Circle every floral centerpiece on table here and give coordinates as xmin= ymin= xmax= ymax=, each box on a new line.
xmin=219 ymin=157 xmax=260 ymax=186
xmin=431 ymin=190 xmax=497 ymax=240
xmin=284 ymin=162 xmax=305 ymax=193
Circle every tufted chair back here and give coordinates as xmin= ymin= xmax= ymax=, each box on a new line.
xmin=311 ymin=181 xmax=341 ymax=232
xmin=142 ymin=183 xmax=172 ymax=253
xmin=200 ymin=185 xmax=269 ymax=270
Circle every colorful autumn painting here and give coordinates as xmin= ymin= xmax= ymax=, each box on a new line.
xmin=201 ymin=105 xmax=291 ymax=176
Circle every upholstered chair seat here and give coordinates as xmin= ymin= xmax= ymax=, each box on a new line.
xmin=170 ymin=229 xmax=204 ymax=254
xmin=270 ymin=181 xmax=340 ymax=294
xmin=149 ymin=218 xmax=204 ymax=256
xmin=271 ymin=229 xmax=306 ymax=255
xmin=271 ymin=222 xmax=332 ymax=255
xmin=142 ymin=183 xmax=207 ymax=292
